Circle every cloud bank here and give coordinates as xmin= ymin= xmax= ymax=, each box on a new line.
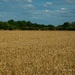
xmin=0 ymin=0 xmax=75 ymax=25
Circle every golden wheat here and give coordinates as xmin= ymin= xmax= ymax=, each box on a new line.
xmin=0 ymin=31 xmax=75 ymax=75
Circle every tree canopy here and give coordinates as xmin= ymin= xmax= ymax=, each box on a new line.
xmin=0 ymin=19 xmax=75 ymax=30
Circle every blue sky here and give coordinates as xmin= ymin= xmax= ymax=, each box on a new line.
xmin=0 ymin=0 xmax=75 ymax=25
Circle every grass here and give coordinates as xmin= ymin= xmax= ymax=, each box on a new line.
xmin=0 ymin=31 xmax=75 ymax=75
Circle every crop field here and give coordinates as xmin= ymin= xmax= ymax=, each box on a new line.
xmin=0 ymin=31 xmax=75 ymax=75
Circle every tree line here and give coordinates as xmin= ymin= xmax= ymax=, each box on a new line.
xmin=0 ymin=19 xmax=75 ymax=30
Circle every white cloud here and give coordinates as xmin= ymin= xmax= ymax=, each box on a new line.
xmin=1 ymin=0 xmax=9 ymax=2
xmin=27 ymin=0 xmax=32 ymax=3
xmin=31 ymin=9 xmax=53 ymax=20
xmin=22 ymin=4 xmax=34 ymax=9
xmin=60 ymin=8 xmax=67 ymax=11
xmin=44 ymin=2 xmax=53 ymax=7
xmin=43 ymin=10 xmax=51 ymax=13
xmin=0 ymin=0 xmax=33 ymax=3
xmin=44 ymin=10 xmax=50 ymax=13
xmin=32 ymin=10 xmax=52 ymax=16
xmin=65 ymin=0 xmax=75 ymax=3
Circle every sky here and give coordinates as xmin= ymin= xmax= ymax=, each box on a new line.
xmin=0 ymin=0 xmax=75 ymax=25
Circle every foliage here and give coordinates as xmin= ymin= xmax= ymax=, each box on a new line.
xmin=0 ymin=20 xmax=75 ymax=30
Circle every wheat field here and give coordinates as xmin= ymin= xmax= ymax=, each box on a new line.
xmin=0 ymin=31 xmax=75 ymax=75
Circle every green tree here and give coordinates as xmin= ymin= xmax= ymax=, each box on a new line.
xmin=62 ymin=22 xmax=70 ymax=30
xmin=0 ymin=22 xmax=9 ymax=30
xmin=48 ymin=25 xmax=55 ymax=30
